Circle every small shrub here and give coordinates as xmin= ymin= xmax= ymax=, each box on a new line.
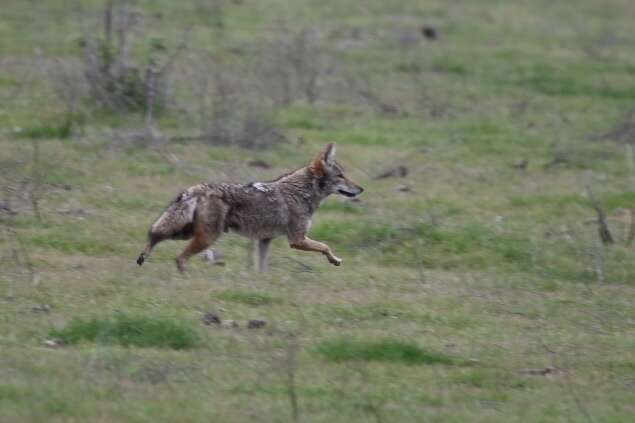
xmin=50 ymin=314 xmax=199 ymax=349
xmin=201 ymin=69 xmax=286 ymax=150
xmin=80 ymin=2 xmax=177 ymax=113
xmin=316 ymin=338 xmax=455 ymax=365
xmin=258 ymin=28 xmax=325 ymax=106
xmin=216 ymin=290 xmax=281 ymax=306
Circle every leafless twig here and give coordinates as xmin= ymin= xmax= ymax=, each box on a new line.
xmin=2 ymin=226 xmax=38 ymax=286
xmin=585 ymin=185 xmax=613 ymax=245
xmin=145 ymin=28 xmax=191 ymax=126
xmin=30 ymin=139 xmax=41 ymax=221
xmin=591 ymin=237 xmax=605 ymax=284
xmin=626 ymin=209 xmax=635 ymax=246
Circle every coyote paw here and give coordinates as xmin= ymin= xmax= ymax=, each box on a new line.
xmin=175 ymin=258 xmax=186 ymax=273
xmin=136 ymin=254 xmax=145 ymax=266
xmin=328 ymin=255 xmax=342 ymax=266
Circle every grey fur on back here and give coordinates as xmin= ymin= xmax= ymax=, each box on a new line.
xmin=151 ymin=167 xmax=329 ymax=242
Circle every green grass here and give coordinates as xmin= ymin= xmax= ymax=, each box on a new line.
xmin=316 ymin=338 xmax=456 ymax=365
xmin=50 ymin=314 xmax=200 ymax=349
xmin=508 ymin=194 xmax=587 ymax=209
xmin=215 ymin=290 xmax=282 ymax=306
xmin=320 ymin=200 xmax=364 ymax=214
xmin=601 ymin=191 xmax=635 ymax=210
xmin=517 ymin=65 xmax=635 ymax=100
xmin=430 ymin=57 xmax=469 ymax=76
xmin=312 ymin=220 xmax=532 ymax=270
xmin=25 ymin=228 xmax=119 ymax=255
xmin=2 ymin=0 xmax=635 ymax=421
xmin=15 ymin=121 xmax=73 ymax=139
xmin=454 ymin=368 xmax=528 ymax=390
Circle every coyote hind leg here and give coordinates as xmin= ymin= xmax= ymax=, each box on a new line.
xmin=175 ymin=229 xmax=218 ymax=272
xmin=247 ymin=240 xmax=257 ymax=270
xmin=175 ymin=197 xmax=227 ymax=272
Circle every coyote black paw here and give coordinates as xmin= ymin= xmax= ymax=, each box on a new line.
xmin=136 ymin=255 xmax=145 ymax=266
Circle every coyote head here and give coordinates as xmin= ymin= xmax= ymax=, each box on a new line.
xmin=311 ymin=143 xmax=364 ymax=198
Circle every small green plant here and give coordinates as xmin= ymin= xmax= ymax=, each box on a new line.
xmin=50 ymin=314 xmax=199 ymax=349
xmin=16 ymin=121 xmax=72 ymax=139
xmin=216 ymin=290 xmax=281 ymax=306
xmin=316 ymin=338 xmax=455 ymax=365
xmin=80 ymin=2 xmax=177 ymax=113
xmin=430 ymin=57 xmax=468 ymax=75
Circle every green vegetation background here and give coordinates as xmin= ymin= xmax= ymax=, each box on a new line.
xmin=1 ymin=0 xmax=635 ymax=421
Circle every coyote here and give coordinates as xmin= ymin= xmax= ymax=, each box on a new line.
xmin=136 ymin=143 xmax=364 ymax=272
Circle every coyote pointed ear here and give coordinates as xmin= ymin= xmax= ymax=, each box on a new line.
xmin=311 ymin=143 xmax=336 ymax=176
xmin=323 ymin=143 xmax=336 ymax=166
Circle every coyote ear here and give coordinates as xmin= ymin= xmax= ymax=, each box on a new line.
xmin=323 ymin=143 xmax=336 ymax=166
xmin=311 ymin=156 xmax=326 ymax=176
xmin=311 ymin=143 xmax=336 ymax=176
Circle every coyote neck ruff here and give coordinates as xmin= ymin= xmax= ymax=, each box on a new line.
xmin=136 ymin=143 xmax=364 ymax=272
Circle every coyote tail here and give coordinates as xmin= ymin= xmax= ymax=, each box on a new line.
xmin=136 ymin=186 xmax=205 ymax=266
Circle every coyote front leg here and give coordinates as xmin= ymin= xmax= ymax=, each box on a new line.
xmin=247 ymin=239 xmax=272 ymax=272
xmin=257 ymin=238 xmax=272 ymax=272
xmin=289 ymin=237 xmax=342 ymax=266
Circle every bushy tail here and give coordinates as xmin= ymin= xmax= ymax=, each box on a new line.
xmin=136 ymin=185 xmax=207 ymax=267
xmin=136 ymin=232 xmax=168 ymax=266
xmin=136 ymin=237 xmax=156 ymax=266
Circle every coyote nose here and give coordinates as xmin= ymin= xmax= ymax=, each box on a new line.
xmin=358 ymin=187 xmax=364 ymax=193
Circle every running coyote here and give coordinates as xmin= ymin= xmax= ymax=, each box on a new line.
xmin=136 ymin=143 xmax=364 ymax=272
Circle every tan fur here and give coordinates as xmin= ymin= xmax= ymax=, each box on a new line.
xmin=137 ymin=143 xmax=363 ymax=272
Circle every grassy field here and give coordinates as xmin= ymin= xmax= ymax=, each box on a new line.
xmin=1 ymin=0 xmax=635 ymax=421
